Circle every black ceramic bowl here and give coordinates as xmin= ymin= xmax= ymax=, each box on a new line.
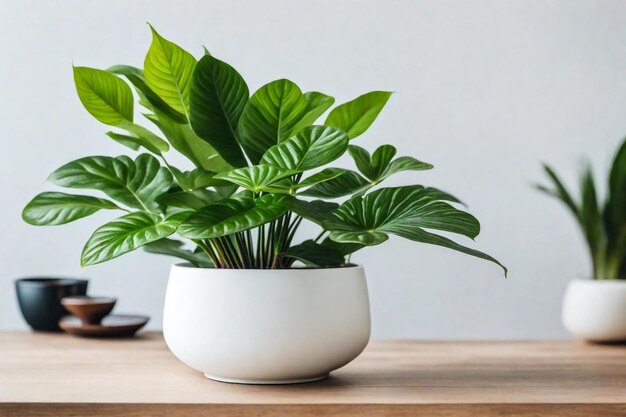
xmin=15 ymin=278 xmax=89 ymax=331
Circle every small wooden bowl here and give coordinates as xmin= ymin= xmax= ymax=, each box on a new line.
xmin=61 ymin=296 xmax=116 ymax=325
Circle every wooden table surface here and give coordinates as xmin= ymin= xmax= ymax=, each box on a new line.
xmin=0 ymin=332 xmax=625 ymax=416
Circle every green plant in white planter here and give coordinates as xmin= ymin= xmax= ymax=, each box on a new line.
xmin=23 ymin=26 xmax=505 ymax=383
xmin=537 ymin=138 xmax=626 ymax=341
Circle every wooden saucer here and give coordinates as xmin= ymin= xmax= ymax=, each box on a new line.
xmin=59 ymin=314 xmax=149 ymax=337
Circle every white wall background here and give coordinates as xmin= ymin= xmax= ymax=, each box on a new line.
xmin=1 ymin=0 xmax=625 ymax=339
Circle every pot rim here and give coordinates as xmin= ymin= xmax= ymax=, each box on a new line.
xmin=14 ymin=277 xmax=88 ymax=287
xmin=570 ymin=278 xmax=626 ymax=285
xmin=171 ymin=262 xmax=363 ymax=273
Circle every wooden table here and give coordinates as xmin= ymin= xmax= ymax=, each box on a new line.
xmin=0 ymin=332 xmax=625 ymax=416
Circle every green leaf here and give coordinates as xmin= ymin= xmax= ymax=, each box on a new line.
xmin=105 ymin=132 xmax=141 ymax=151
xmin=215 ymin=165 xmax=298 ymax=192
xmin=48 ymin=154 xmax=173 ymax=213
xmin=189 ymin=55 xmax=249 ymax=167
xmin=296 ymin=168 xmax=347 ymax=190
xmin=349 ymin=144 xmax=432 ymax=183
xmin=144 ymin=25 xmax=197 ymax=116
xmin=384 ymin=156 xmax=433 ymax=178
xmin=156 ymin=190 xmax=222 ymax=210
xmin=261 ymin=125 xmax=348 ymax=171
xmin=282 ymin=240 xmax=344 ymax=267
xmin=536 ymin=164 xmax=580 ymax=219
xmin=326 ymin=186 xmax=506 ymax=274
xmin=290 ymin=92 xmax=335 ymax=133
xmin=321 ymin=237 xmax=363 ymax=257
xmin=299 ymin=170 xmax=369 ymax=198
xmin=22 ymin=192 xmax=119 ymax=226
xmin=143 ymin=238 xmax=213 ymax=267
xmin=73 ymin=66 xmax=170 ymax=153
xmin=605 ymin=138 xmax=626 ymax=263
xmin=73 ymin=66 xmax=133 ymax=125
xmin=178 ymin=194 xmax=292 ymax=238
xmin=290 ymin=199 xmax=338 ymax=225
xmin=108 ymin=65 xmax=187 ymax=123
xmin=168 ymin=167 xmax=228 ymax=191
xmin=237 ymin=79 xmax=309 ymax=163
xmin=81 ymin=212 xmax=184 ymax=266
xmin=145 ymin=111 xmax=231 ymax=172
xmin=325 ymin=91 xmax=392 ymax=139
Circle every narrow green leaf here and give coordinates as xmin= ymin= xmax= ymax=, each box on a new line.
xmin=144 ymin=25 xmax=197 ymax=116
xmin=215 ymin=165 xmax=298 ymax=192
xmin=282 ymin=240 xmax=344 ymax=267
xmin=189 ymin=55 xmax=249 ymax=167
xmin=238 ymin=79 xmax=309 ymax=163
xmin=299 ymin=170 xmax=369 ymax=198
xmin=261 ymin=125 xmax=348 ymax=171
xmin=81 ymin=212 xmax=184 ymax=266
xmin=73 ymin=66 xmax=134 ymax=125
xmin=48 ymin=154 xmax=173 ymax=213
xmin=105 ymin=132 xmax=141 ymax=151
xmin=178 ymin=194 xmax=292 ymax=238
xmin=143 ymin=238 xmax=213 ymax=267
xmin=325 ymin=91 xmax=392 ymax=139
xmin=23 ymin=192 xmax=119 ymax=226
xmin=385 ymin=226 xmax=507 ymax=276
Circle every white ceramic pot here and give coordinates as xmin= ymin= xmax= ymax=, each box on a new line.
xmin=163 ymin=263 xmax=371 ymax=384
xmin=562 ymin=279 xmax=626 ymax=342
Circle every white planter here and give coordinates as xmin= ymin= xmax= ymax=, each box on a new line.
xmin=562 ymin=279 xmax=626 ymax=342
xmin=163 ymin=263 xmax=370 ymax=384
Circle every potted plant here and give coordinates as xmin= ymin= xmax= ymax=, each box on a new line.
xmin=537 ymin=138 xmax=626 ymax=342
xmin=23 ymin=26 xmax=506 ymax=383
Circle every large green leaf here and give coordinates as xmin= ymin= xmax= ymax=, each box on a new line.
xmin=22 ymin=192 xmax=119 ymax=226
xmin=325 ymin=91 xmax=392 ymax=139
xmin=214 ymin=165 xmax=298 ymax=192
xmin=237 ymin=79 xmax=309 ymax=163
xmin=282 ymin=240 xmax=344 ymax=267
xmin=296 ymin=168 xmax=347 ymax=189
xmin=157 ymin=189 xmax=222 ymax=210
xmin=145 ymin=111 xmax=231 ymax=172
xmin=48 ymin=154 xmax=173 ymax=213
xmin=73 ymin=66 xmax=133 ymax=125
xmin=299 ymin=170 xmax=369 ymax=198
xmin=143 ymin=238 xmax=213 ymax=267
xmin=326 ymin=186 xmax=506 ymax=274
xmin=189 ymin=55 xmax=249 ymax=167
xmin=290 ymin=199 xmax=339 ymax=225
xmin=290 ymin=92 xmax=335 ymax=133
xmin=108 ymin=65 xmax=187 ymax=123
xmin=178 ymin=194 xmax=292 ymax=238
xmin=144 ymin=25 xmax=196 ymax=116
xmin=73 ymin=66 xmax=170 ymax=153
xmin=261 ymin=125 xmax=348 ymax=171
xmin=81 ymin=212 xmax=184 ymax=266
xmin=348 ymin=144 xmax=432 ymax=183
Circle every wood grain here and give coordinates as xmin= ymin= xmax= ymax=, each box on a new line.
xmin=0 ymin=332 xmax=625 ymax=416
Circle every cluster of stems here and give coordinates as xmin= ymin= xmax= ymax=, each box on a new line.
xmin=193 ymin=212 xmax=304 ymax=269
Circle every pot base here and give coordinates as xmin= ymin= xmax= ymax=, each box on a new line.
xmin=204 ymin=373 xmax=328 ymax=385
